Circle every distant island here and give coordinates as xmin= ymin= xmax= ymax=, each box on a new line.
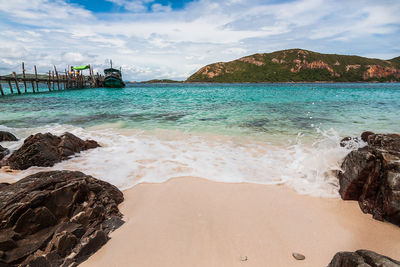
xmin=141 ymin=79 xmax=183 ymax=84
xmin=186 ymin=49 xmax=400 ymax=83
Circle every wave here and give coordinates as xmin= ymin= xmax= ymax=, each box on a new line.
xmin=0 ymin=124 xmax=364 ymax=198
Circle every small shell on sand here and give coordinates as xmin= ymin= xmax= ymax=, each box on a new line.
xmin=292 ymin=252 xmax=305 ymax=260
xmin=240 ymin=255 xmax=248 ymax=261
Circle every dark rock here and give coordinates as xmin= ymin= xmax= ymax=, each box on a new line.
xmin=0 ymin=235 xmax=17 ymax=251
xmin=0 ymin=170 xmax=124 ymax=266
xmin=367 ymin=133 xmax=400 ymax=152
xmin=0 ymin=131 xmax=18 ymax=142
xmin=361 ymin=131 xmax=375 ymax=142
xmin=73 ymin=230 xmax=108 ymax=262
xmin=338 ymin=133 xmax=400 ymax=226
xmin=6 ymin=132 xmax=100 ymax=170
xmin=14 ymin=207 xmax=57 ymax=235
xmin=0 ymin=145 xmax=9 ymax=161
xmin=23 ymin=255 xmax=51 ymax=267
xmin=45 ymin=231 xmax=78 ymax=257
xmin=5 ymin=226 xmax=57 ymax=264
xmin=328 ymin=249 xmax=400 ymax=267
xmin=0 ymin=183 xmax=10 ymax=190
xmin=101 ymin=216 xmax=125 ymax=232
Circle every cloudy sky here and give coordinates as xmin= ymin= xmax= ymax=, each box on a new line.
xmin=0 ymin=0 xmax=399 ymax=81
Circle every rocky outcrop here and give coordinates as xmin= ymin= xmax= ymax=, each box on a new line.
xmin=338 ymin=132 xmax=400 ymax=226
xmin=346 ymin=64 xmax=361 ymax=71
xmin=290 ymin=60 xmax=336 ymax=75
xmin=0 ymin=145 xmax=9 ymax=161
xmin=6 ymin=132 xmax=100 ymax=170
xmin=0 ymin=170 xmax=124 ymax=266
xmin=0 ymin=131 xmax=18 ymax=142
xmin=239 ymin=55 xmax=265 ymax=66
xmin=363 ymin=65 xmax=400 ymax=80
xmin=328 ymin=250 xmax=400 ymax=267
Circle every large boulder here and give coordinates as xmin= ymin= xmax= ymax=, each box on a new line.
xmin=6 ymin=132 xmax=100 ymax=170
xmin=0 ymin=131 xmax=18 ymax=142
xmin=0 ymin=170 xmax=124 ymax=266
xmin=338 ymin=132 xmax=400 ymax=226
xmin=328 ymin=249 xmax=400 ymax=267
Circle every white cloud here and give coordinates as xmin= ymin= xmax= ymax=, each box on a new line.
xmin=0 ymin=0 xmax=399 ymax=81
xmin=151 ymin=3 xmax=172 ymax=12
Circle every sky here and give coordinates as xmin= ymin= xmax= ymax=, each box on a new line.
xmin=0 ymin=0 xmax=399 ymax=81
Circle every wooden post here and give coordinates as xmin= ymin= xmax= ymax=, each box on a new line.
xmin=34 ymin=65 xmax=39 ymax=92
xmin=0 ymin=83 xmax=4 ymax=96
xmin=22 ymin=62 xmax=27 ymax=93
xmin=48 ymin=71 xmax=51 ymax=91
xmin=65 ymin=69 xmax=68 ymax=89
xmin=54 ymin=65 xmax=60 ymax=90
xmin=31 ymin=80 xmax=35 ymax=93
xmin=72 ymin=70 xmax=75 ymax=88
xmin=52 ymin=71 xmax=55 ymax=90
xmin=12 ymin=72 xmax=21 ymax=94
xmin=7 ymin=79 xmax=13 ymax=94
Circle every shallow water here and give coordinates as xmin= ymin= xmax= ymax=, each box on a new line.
xmin=1 ymin=83 xmax=399 ymax=197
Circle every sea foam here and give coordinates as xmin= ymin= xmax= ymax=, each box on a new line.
xmin=0 ymin=124 xmax=362 ymax=198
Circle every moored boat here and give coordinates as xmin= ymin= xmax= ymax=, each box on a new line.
xmin=104 ymin=60 xmax=125 ymax=88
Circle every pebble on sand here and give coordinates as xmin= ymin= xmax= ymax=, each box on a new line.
xmin=292 ymin=252 xmax=305 ymax=260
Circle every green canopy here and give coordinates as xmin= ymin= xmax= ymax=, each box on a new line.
xmin=72 ymin=65 xmax=90 ymax=71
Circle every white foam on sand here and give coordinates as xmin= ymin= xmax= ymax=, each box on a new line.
xmin=0 ymin=124 xmax=363 ymax=197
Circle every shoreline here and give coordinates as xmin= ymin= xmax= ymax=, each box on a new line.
xmin=81 ymin=177 xmax=400 ymax=267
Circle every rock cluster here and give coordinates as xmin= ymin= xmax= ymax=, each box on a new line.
xmin=6 ymin=132 xmax=100 ymax=170
xmin=328 ymin=250 xmax=400 ymax=267
xmin=338 ymin=132 xmax=400 ymax=226
xmin=0 ymin=131 xmax=18 ymax=142
xmin=0 ymin=170 xmax=124 ymax=266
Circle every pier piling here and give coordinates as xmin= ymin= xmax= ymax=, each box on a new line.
xmin=12 ymin=72 xmax=21 ymax=94
xmin=22 ymin=62 xmax=27 ymax=93
xmin=7 ymin=79 xmax=13 ymax=94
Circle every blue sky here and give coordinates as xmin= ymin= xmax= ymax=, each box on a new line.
xmin=67 ymin=0 xmax=191 ymax=12
xmin=0 ymin=0 xmax=399 ymax=81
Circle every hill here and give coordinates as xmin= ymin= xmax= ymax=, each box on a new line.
xmin=186 ymin=49 xmax=400 ymax=83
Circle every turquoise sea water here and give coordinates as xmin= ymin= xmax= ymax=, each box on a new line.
xmin=1 ymin=83 xmax=399 ymax=141
xmin=1 ymin=83 xmax=399 ymax=196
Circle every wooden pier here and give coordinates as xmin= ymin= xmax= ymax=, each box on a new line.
xmin=0 ymin=63 xmax=105 ymax=96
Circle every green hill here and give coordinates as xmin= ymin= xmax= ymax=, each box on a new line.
xmin=187 ymin=49 xmax=400 ymax=83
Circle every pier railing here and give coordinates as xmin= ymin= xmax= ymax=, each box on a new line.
xmin=0 ymin=63 xmax=105 ymax=96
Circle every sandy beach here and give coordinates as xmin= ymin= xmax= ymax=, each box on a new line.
xmin=82 ymin=177 xmax=400 ymax=267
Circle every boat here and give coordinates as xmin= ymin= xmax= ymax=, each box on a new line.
xmin=104 ymin=60 xmax=125 ymax=88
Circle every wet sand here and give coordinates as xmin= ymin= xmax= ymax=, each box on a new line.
xmin=82 ymin=177 xmax=400 ymax=267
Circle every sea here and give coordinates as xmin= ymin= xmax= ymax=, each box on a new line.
xmin=1 ymin=83 xmax=399 ymax=197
